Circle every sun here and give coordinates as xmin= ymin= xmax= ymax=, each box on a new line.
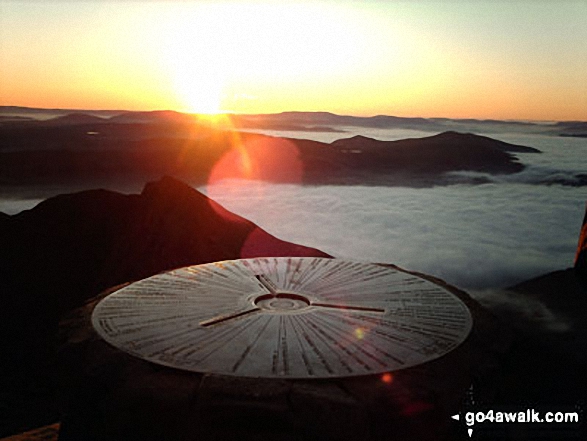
xmin=176 ymin=71 xmax=225 ymax=115
xmin=164 ymin=45 xmax=226 ymax=114
xmin=159 ymin=12 xmax=229 ymax=115
xmin=156 ymin=2 xmax=364 ymax=116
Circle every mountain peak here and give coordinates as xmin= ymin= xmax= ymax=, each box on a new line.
xmin=141 ymin=175 xmax=201 ymax=199
xmin=1 ymin=176 xmax=329 ymax=317
xmin=330 ymin=134 xmax=380 ymax=147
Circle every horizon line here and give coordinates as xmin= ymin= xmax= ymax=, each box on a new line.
xmin=1 ymin=105 xmax=584 ymax=125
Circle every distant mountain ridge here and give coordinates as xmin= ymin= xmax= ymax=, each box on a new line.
xmin=231 ymin=111 xmax=438 ymax=131
xmin=42 ymin=113 xmax=108 ymax=126
xmin=0 ymin=119 xmax=540 ymax=188
xmin=109 ymin=110 xmax=199 ymax=124
xmin=2 ymin=106 xmax=585 ymax=135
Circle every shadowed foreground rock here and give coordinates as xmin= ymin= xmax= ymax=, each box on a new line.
xmin=0 ymin=423 xmax=60 ymax=441
xmin=0 ymin=176 xmax=328 ymax=437
xmin=575 ymin=204 xmax=587 ymax=291
xmin=56 ymin=267 xmax=511 ymax=441
xmin=0 ymin=175 xmax=329 ymax=328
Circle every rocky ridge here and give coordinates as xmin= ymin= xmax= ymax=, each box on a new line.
xmin=0 ymin=177 xmax=328 ymax=437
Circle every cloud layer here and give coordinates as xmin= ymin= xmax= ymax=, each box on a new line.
xmin=202 ymin=179 xmax=584 ymax=292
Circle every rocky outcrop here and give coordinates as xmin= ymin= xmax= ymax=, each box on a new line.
xmin=0 ymin=423 xmax=60 ymax=441
xmin=491 ymin=211 xmax=587 ymax=420
xmin=575 ymin=204 xmax=587 ymax=291
xmin=0 ymin=176 xmax=328 ymax=438
xmin=0 ymin=176 xmax=328 ymax=334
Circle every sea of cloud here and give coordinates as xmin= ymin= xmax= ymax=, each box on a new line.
xmin=201 ymin=179 xmax=584 ymax=291
xmin=1 ymin=127 xmax=585 ymax=328
xmin=199 ymin=128 xmax=586 ymax=290
xmin=199 ymin=176 xmax=586 ymax=333
xmin=0 ymin=198 xmax=44 ymax=215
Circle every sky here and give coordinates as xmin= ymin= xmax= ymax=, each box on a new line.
xmin=1 ymin=0 xmax=586 ymax=121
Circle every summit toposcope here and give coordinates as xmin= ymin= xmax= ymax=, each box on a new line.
xmin=92 ymin=257 xmax=473 ymax=379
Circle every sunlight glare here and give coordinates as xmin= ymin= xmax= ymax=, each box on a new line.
xmin=157 ymin=2 xmax=366 ymax=114
xmin=178 ymin=72 xmax=224 ymax=115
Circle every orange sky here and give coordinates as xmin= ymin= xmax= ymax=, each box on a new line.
xmin=1 ymin=1 xmax=586 ymax=121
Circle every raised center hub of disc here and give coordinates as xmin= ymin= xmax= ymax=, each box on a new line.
xmin=254 ymin=293 xmax=310 ymax=311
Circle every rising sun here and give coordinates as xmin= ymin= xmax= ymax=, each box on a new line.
xmin=176 ymin=71 xmax=225 ymax=114
xmin=156 ymin=2 xmax=363 ymax=116
xmin=160 ymin=15 xmax=228 ymax=115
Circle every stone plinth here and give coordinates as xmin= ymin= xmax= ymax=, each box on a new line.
xmin=56 ymin=265 xmax=510 ymax=441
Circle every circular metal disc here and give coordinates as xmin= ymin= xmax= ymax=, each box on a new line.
xmin=92 ymin=257 xmax=473 ymax=379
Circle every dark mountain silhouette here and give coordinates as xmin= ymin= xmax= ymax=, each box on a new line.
xmin=0 ymin=122 xmax=539 ymax=188
xmin=0 ymin=105 xmax=120 ymax=118
xmin=0 ymin=176 xmax=328 ymax=437
xmin=0 ymin=118 xmax=220 ymax=153
xmin=331 ymin=131 xmax=539 ymax=153
xmin=299 ymin=131 xmax=539 ymax=184
xmin=494 ymin=267 xmax=587 ymax=407
xmin=0 ymin=176 xmax=328 ymax=336
xmin=43 ymin=113 xmax=107 ymax=126
xmin=483 ymin=209 xmax=587 ymax=409
xmin=109 ymin=110 xmax=199 ymax=125
xmin=575 ymin=205 xmax=587 ymax=291
xmin=554 ymin=121 xmax=587 ymax=137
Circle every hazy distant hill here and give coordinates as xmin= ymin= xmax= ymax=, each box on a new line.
xmin=231 ymin=111 xmax=440 ymax=131
xmin=554 ymin=121 xmax=587 ymax=137
xmin=109 ymin=110 xmax=199 ymax=125
xmin=0 ymin=106 xmax=121 ymax=120
xmin=42 ymin=113 xmax=108 ymax=126
xmin=3 ymin=106 xmax=580 ymax=134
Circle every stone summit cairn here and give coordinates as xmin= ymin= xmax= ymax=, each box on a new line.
xmin=57 ymin=258 xmax=510 ymax=441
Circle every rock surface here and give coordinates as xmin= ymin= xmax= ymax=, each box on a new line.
xmin=0 ymin=423 xmax=60 ymax=441
xmin=0 ymin=175 xmax=328 ymax=336
xmin=497 ymin=268 xmax=587 ymax=402
xmin=0 ymin=177 xmax=328 ymax=437
xmin=575 ymin=204 xmax=587 ymax=291
xmin=483 ymin=222 xmax=587 ymax=439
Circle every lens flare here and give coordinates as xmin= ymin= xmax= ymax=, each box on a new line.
xmin=354 ymin=327 xmax=366 ymax=339
xmin=381 ymin=373 xmax=394 ymax=384
xmin=206 ymin=133 xmax=303 ymax=191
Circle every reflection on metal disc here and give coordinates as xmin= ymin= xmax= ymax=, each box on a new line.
xmin=92 ymin=258 xmax=472 ymax=378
